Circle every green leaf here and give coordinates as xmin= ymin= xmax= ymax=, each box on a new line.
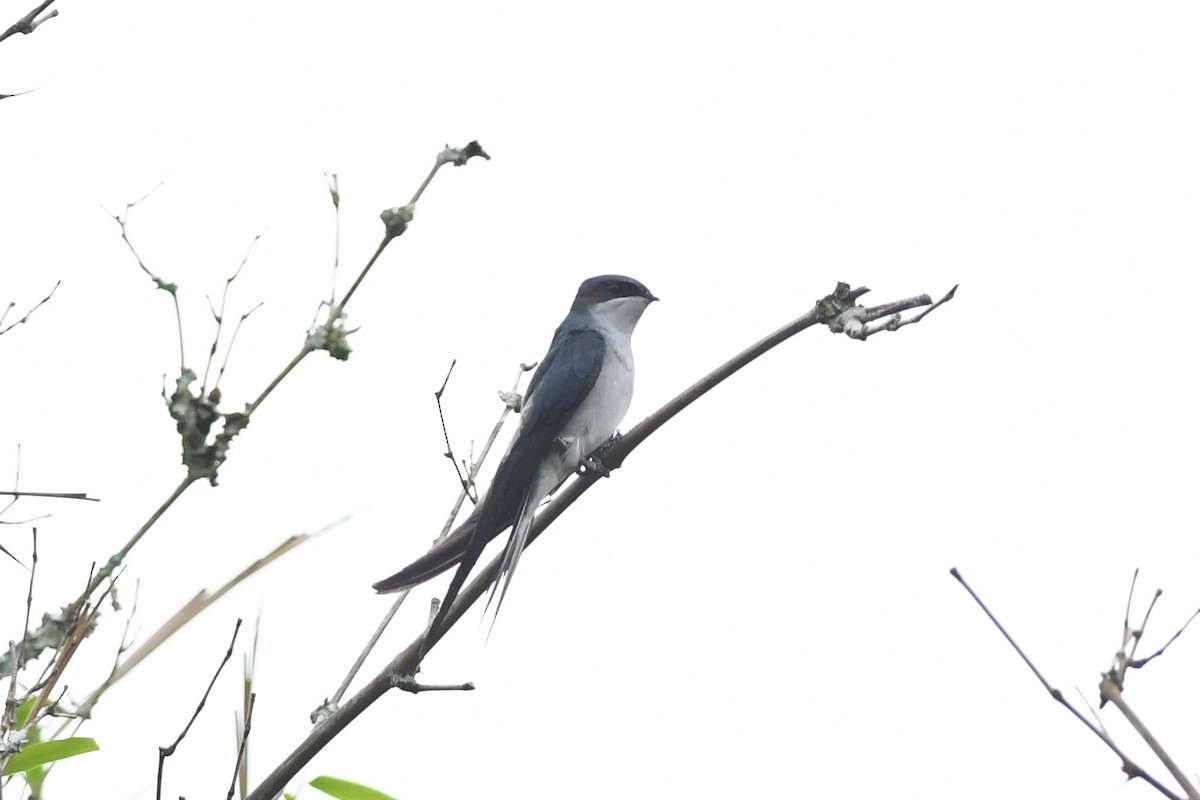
xmin=2 ymin=737 xmax=99 ymax=775
xmin=310 ymin=775 xmax=397 ymax=800
xmin=14 ymin=697 xmax=36 ymax=729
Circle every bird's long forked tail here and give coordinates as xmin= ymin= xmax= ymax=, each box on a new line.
xmin=373 ymin=491 xmax=521 ymax=650
xmin=371 ymin=506 xmax=481 ymax=594
xmin=482 ymin=491 xmax=538 ymax=638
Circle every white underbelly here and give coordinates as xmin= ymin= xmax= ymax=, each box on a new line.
xmin=535 ymin=346 xmax=635 ymax=495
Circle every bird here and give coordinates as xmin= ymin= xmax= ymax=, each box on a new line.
xmin=373 ymin=274 xmax=658 ymax=643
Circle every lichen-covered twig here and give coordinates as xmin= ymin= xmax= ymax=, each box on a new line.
xmin=94 ymin=142 xmax=487 ymax=597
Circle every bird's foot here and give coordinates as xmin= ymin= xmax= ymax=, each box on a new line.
xmin=577 ymin=454 xmax=611 ymax=478
xmin=577 ymin=433 xmax=622 ymax=478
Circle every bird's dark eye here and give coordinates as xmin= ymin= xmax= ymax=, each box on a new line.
xmin=606 ymin=281 xmax=623 ymax=294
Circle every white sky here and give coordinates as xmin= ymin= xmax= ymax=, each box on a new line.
xmin=3 ymin=1 xmax=1199 ymax=798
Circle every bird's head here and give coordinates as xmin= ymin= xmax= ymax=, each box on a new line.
xmin=573 ymin=274 xmax=659 ymax=333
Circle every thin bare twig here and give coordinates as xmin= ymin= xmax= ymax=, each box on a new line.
xmin=435 ymin=360 xmax=475 ymax=500
xmin=235 ymin=617 xmax=261 ymax=800
xmin=0 ymin=281 xmax=60 ymax=336
xmin=312 ymin=591 xmax=404 ymax=724
xmin=2 ymin=530 xmax=37 ymax=738
xmin=108 ymin=184 xmax=185 ymax=372
xmin=202 ymin=232 xmax=266 ymax=396
xmin=0 ymin=443 xmax=23 ymax=522
xmin=157 ymin=619 xmax=242 ymax=800
xmin=325 ymin=173 xmax=340 ymax=305
xmin=907 ymin=283 xmax=958 ymax=325
xmin=0 ymin=491 xmax=99 ymax=502
xmin=439 ymin=361 xmax=535 ymax=534
xmin=228 ymin=693 xmax=255 ymax=800
xmin=213 ymin=302 xmax=264 ymax=395
xmin=1132 ymin=607 xmax=1200 ymax=669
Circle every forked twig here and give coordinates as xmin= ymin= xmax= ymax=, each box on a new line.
xmin=202 ymin=232 xmax=266 ymax=396
xmin=951 ymin=567 xmax=1196 ymax=800
xmin=157 ymin=619 xmax=242 ymax=800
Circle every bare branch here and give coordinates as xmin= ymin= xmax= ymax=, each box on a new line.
xmin=0 ymin=281 xmax=60 ymax=337
xmin=251 ymin=278 xmax=953 ymax=799
xmin=951 ymin=567 xmax=1190 ymax=800
xmin=1100 ymin=678 xmax=1200 ymax=800
xmin=157 ymin=619 xmax=242 ymax=800
xmin=0 ymin=0 xmax=58 ymax=45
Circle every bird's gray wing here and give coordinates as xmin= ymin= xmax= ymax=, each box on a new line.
xmin=424 ymin=326 xmax=607 ymax=642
